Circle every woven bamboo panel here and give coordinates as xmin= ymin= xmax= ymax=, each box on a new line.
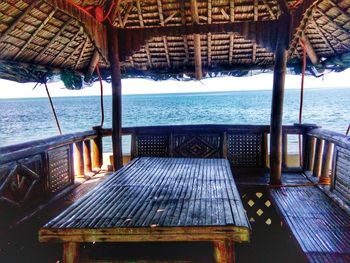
xmin=136 ymin=135 xmax=169 ymax=157
xmin=47 ymin=146 xmax=73 ymax=194
xmin=173 ymin=134 xmax=222 ymax=158
xmin=333 ymin=146 xmax=350 ymax=206
xmin=227 ymin=133 xmax=263 ymax=167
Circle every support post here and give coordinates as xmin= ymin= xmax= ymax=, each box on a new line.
xmin=74 ymin=141 xmax=84 ymax=176
xmin=63 ymin=242 xmax=79 ymax=263
xmin=108 ymin=26 xmax=123 ymax=170
xmin=83 ymin=140 xmax=92 ymax=173
xmin=319 ymin=141 xmax=334 ymax=184
xmin=92 ymin=126 xmax=103 ymax=169
xmin=270 ymin=13 xmax=290 ymax=185
xmin=213 ymin=240 xmax=235 ymax=263
xmin=313 ymin=138 xmax=324 ymax=177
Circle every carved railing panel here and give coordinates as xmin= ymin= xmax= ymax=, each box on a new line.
xmin=0 ymin=154 xmax=43 ymax=214
xmin=173 ymin=134 xmax=222 ymax=158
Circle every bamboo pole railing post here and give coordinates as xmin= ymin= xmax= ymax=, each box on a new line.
xmin=108 ymin=26 xmax=123 ymax=170
xmin=92 ymin=126 xmax=103 ymax=169
xmin=269 ymin=12 xmax=290 ymax=185
xmin=306 ymin=136 xmax=317 ymax=171
xmin=74 ymin=141 xmax=84 ymax=177
xmin=282 ymin=132 xmax=288 ymax=169
xmin=83 ymin=140 xmax=92 ymax=174
xmin=313 ymin=138 xmax=324 ymax=177
xmin=319 ymin=141 xmax=334 ymax=184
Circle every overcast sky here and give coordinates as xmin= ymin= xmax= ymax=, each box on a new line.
xmin=0 ymin=69 xmax=350 ymax=99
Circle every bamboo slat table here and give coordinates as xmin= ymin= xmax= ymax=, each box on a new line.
xmin=39 ymin=157 xmax=250 ymax=262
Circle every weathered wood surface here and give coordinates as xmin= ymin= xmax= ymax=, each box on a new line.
xmin=271 ymin=186 xmax=350 ymax=263
xmin=308 ymin=128 xmax=350 ymax=151
xmin=333 ymin=146 xmax=350 ymax=206
xmin=39 ymin=157 xmax=250 ymax=243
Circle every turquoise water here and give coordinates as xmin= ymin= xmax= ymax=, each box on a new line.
xmin=0 ymin=88 xmax=349 ymax=153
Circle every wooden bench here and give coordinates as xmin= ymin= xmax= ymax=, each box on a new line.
xmin=270 ymin=145 xmax=350 ymax=263
xmin=39 ymin=157 xmax=250 ymax=262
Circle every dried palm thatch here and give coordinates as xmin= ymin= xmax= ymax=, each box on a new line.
xmin=0 ymin=0 xmax=349 ymax=88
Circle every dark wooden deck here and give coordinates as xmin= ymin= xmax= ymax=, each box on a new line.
xmin=39 ymin=157 xmax=250 ymax=262
xmin=0 ymin=167 xmax=306 ymax=262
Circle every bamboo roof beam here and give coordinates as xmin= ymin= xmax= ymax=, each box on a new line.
xmin=145 ymin=43 xmax=152 ymax=68
xmin=208 ymin=33 xmax=212 ymax=66
xmin=0 ymin=1 xmax=38 ymax=43
xmin=13 ymin=8 xmax=57 ymax=61
xmin=301 ymin=32 xmax=319 ymax=65
xmin=60 ymin=40 xmax=85 ymax=68
xmin=157 ymin=0 xmax=165 ymax=26
xmin=33 ymin=18 xmax=74 ymax=62
xmin=136 ymin=0 xmax=144 ymax=27
xmin=75 ymin=39 xmax=90 ymax=69
xmin=191 ymin=0 xmax=202 ymax=80
xmin=254 ymin=0 xmax=259 ymax=21
xmin=310 ymin=16 xmax=336 ymax=54
xmin=262 ymin=0 xmax=276 ymax=19
xmin=316 ymin=8 xmax=350 ymax=35
xmin=252 ymin=43 xmax=257 ymax=63
xmin=229 ymin=34 xmax=234 ymax=64
xmin=184 ymin=36 xmax=189 ymax=63
xmin=123 ymin=3 xmax=134 ymax=27
xmin=87 ymin=50 xmax=100 ymax=75
xmin=163 ymin=36 xmax=171 ymax=67
xmin=318 ymin=24 xmax=350 ymax=51
xmin=230 ymin=0 xmax=235 ymax=22
xmin=329 ymin=0 xmax=350 ymax=21
xmin=50 ymin=30 xmax=82 ymax=66
xmin=221 ymin=9 xmax=230 ymax=20
xmin=164 ymin=11 xmax=179 ymax=25
xmin=208 ymin=0 xmax=212 ymax=24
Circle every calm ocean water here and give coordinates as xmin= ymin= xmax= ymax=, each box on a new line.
xmin=0 ymin=88 xmax=349 ymax=153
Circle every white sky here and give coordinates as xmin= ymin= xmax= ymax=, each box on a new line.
xmin=0 ymin=69 xmax=350 ymax=99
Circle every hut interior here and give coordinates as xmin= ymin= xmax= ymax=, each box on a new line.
xmin=0 ymin=0 xmax=350 ymax=262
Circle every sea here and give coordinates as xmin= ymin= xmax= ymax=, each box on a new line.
xmin=0 ymin=88 xmax=349 ymax=154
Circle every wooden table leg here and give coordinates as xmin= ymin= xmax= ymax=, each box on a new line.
xmin=63 ymin=242 xmax=79 ymax=263
xmin=213 ymin=240 xmax=235 ymax=263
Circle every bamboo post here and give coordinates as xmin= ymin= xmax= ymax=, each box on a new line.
xmin=213 ymin=240 xmax=235 ymax=263
xmin=306 ymin=136 xmax=316 ymax=171
xmin=63 ymin=242 xmax=79 ymax=263
xmin=92 ymin=126 xmax=103 ymax=169
xmin=319 ymin=141 xmax=334 ymax=184
xmin=270 ymin=13 xmax=290 ymax=185
xmin=83 ymin=140 xmax=92 ymax=173
xmin=108 ymin=26 xmax=123 ymax=170
xmin=313 ymin=138 xmax=324 ymax=177
xmin=73 ymin=141 xmax=84 ymax=176
xmin=282 ymin=133 xmax=288 ymax=169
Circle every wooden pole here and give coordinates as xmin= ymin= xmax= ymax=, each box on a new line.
xmin=63 ymin=242 xmax=79 ymax=263
xmin=74 ymin=142 xmax=84 ymax=176
xmin=319 ymin=141 xmax=334 ymax=184
xmin=270 ymin=14 xmax=290 ymax=185
xmin=83 ymin=140 xmax=92 ymax=173
xmin=92 ymin=126 xmax=103 ymax=169
xmin=108 ymin=26 xmax=123 ymax=170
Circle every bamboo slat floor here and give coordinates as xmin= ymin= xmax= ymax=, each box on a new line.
xmin=39 ymin=157 xmax=250 ymax=262
xmin=270 ymin=186 xmax=350 ymax=263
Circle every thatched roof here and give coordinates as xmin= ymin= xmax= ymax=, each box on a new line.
xmin=0 ymin=0 xmax=349 ymax=88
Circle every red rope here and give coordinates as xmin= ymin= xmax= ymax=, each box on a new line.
xmin=95 ymin=64 xmax=105 ymax=127
xmin=298 ymin=39 xmax=307 ymax=166
xmin=289 ymin=0 xmax=304 ymax=9
xmin=346 ymin=124 xmax=350 ymax=135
